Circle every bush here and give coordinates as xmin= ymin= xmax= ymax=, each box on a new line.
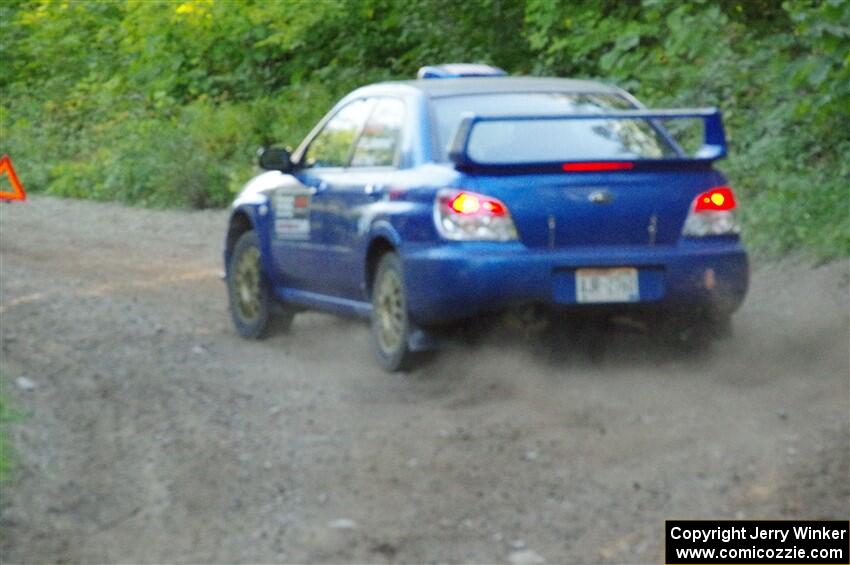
xmin=1 ymin=0 xmax=847 ymax=258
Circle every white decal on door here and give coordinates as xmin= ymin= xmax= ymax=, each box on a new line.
xmin=273 ymin=190 xmax=310 ymax=239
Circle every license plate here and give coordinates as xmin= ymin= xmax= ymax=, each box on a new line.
xmin=576 ymin=268 xmax=639 ymax=303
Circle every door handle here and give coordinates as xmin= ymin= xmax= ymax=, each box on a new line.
xmin=308 ymin=180 xmax=328 ymax=195
xmin=364 ymin=184 xmax=384 ymax=196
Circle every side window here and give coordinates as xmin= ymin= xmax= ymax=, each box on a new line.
xmin=350 ymin=98 xmax=405 ymax=168
xmin=305 ymin=99 xmax=374 ymax=168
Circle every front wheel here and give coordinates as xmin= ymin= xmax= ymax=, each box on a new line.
xmin=370 ymin=253 xmax=416 ymax=372
xmin=227 ymin=231 xmax=291 ymax=339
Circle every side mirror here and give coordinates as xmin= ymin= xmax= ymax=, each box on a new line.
xmin=258 ymin=147 xmax=293 ymax=173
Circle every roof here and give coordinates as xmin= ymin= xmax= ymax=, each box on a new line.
xmin=383 ymin=76 xmax=622 ymax=98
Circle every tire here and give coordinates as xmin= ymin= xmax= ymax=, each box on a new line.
xmin=227 ymin=231 xmax=291 ymax=339
xmin=370 ymin=252 xmax=416 ymax=372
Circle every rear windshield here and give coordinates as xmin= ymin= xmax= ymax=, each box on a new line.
xmin=431 ymin=92 xmax=678 ymax=162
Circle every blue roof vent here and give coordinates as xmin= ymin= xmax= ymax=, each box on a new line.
xmin=417 ymin=64 xmax=508 ymax=80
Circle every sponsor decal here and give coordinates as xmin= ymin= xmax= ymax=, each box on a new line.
xmin=273 ymin=189 xmax=310 ymax=239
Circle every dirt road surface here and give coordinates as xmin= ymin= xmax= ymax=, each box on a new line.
xmin=1 ymin=196 xmax=848 ymax=563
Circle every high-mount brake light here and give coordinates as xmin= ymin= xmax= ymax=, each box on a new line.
xmin=435 ymin=190 xmax=518 ymax=241
xmin=562 ymin=161 xmax=634 ymax=172
xmin=682 ymin=185 xmax=741 ymax=237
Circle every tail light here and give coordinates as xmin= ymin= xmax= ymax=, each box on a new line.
xmin=682 ymin=186 xmax=741 ymax=237
xmin=434 ymin=189 xmax=518 ymax=241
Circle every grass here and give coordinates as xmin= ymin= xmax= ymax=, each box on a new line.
xmin=0 ymin=393 xmax=18 ymax=483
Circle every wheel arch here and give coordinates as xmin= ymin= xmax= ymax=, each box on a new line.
xmin=365 ymin=236 xmax=397 ymax=296
xmin=364 ymin=220 xmax=404 ymax=295
xmin=225 ymin=208 xmax=254 ymax=266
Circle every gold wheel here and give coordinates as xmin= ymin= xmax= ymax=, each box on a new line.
xmin=375 ymin=268 xmax=406 ymax=354
xmin=233 ymin=246 xmax=262 ymax=322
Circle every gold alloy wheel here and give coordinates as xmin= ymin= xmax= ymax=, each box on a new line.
xmin=375 ymin=269 xmax=405 ymax=353
xmin=233 ymin=247 xmax=262 ymax=322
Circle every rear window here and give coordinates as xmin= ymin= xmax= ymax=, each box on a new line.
xmin=431 ymin=92 xmax=678 ymax=162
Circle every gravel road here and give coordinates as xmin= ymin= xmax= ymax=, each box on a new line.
xmin=1 ymin=196 xmax=848 ymax=564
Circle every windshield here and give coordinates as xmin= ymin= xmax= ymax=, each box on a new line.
xmin=431 ymin=92 xmax=678 ymax=162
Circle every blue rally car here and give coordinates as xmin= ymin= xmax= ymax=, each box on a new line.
xmin=224 ymin=64 xmax=748 ymax=371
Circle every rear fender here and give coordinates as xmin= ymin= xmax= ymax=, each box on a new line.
xmin=368 ymin=220 xmax=403 ymax=249
xmin=361 ymin=220 xmax=404 ymax=295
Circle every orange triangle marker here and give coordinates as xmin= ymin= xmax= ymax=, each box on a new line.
xmin=0 ymin=155 xmax=27 ymax=201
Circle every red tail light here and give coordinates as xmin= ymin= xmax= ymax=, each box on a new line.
xmin=435 ymin=189 xmax=518 ymax=241
xmin=448 ymin=192 xmax=508 ymax=217
xmin=562 ymin=161 xmax=634 ymax=172
xmin=683 ymin=185 xmax=741 ymax=237
xmin=694 ymin=186 xmax=736 ymax=212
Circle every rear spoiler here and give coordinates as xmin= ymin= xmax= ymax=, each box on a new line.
xmin=448 ymin=107 xmax=727 ymax=173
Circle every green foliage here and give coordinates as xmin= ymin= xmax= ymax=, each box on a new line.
xmin=0 ymin=393 xmax=20 ymax=482
xmin=1 ymin=0 xmax=847 ymax=257
xmin=525 ymin=0 xmax=849 ymax=260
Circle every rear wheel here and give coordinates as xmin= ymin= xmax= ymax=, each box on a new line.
xmin=227 ymin=231 xmax=292 ymax=338
xmin=370 ymin=253 xmax=416 ymax=372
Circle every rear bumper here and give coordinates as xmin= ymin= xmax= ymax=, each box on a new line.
xmin=401 ymin=239 xmax=748 ymax=325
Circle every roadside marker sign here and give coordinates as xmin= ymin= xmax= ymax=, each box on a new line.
xmin=0 ymin=155 xmax=27 ymax=201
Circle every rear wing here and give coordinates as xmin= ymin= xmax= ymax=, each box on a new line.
xmin=448 ymin=107 xmax=727 ymax=172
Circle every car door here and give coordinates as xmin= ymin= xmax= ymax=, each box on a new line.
xmin=319 ymin=97 xmax=407 ymax=299
xmin=272 ymin=98 xmax=374 ymax=295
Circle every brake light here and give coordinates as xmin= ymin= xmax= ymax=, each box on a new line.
xmin=682 ymin=185 xmax=741 ymax=237
xmin=435 ymin=189 xmax=518 ymax=241
xmin=448 ymin=192 xmax=508 ymax=216
xmin=562 ymin=161 xmax=634 ymax=172
xmin=694 ymin=186 xmax=735 ymax=211
xmin=450 ymin=193 xmax=480 ymax=214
